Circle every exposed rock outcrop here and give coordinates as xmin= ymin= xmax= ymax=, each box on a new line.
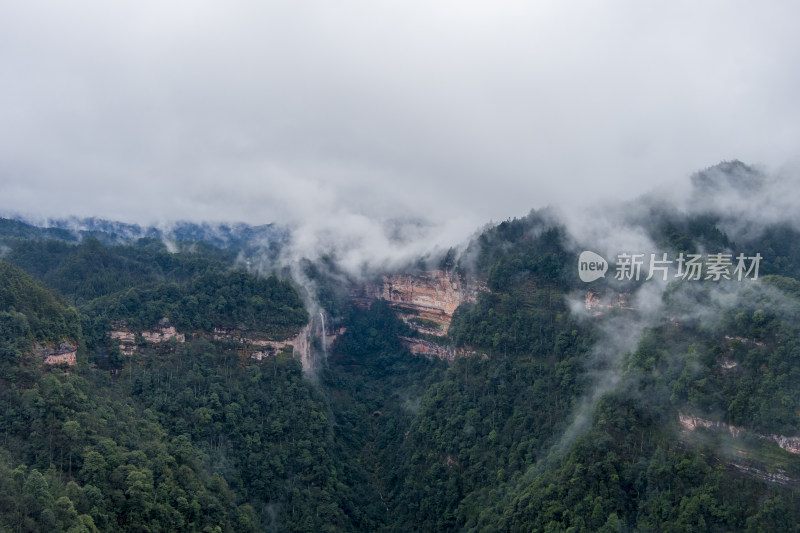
xmin=108 ymin=319 xmax=184 ymax=355
xmin=400 ymin=337 xmax=454 ymax=361
xmin=584 ymin=290 xmax=633 ymax=316
xmin=724 ymin=335 xmax=766 ymax=347
xmin=142 ymin=326 xmax=184 ymax=344
xmin=679 ymin=413 xmax=743 ymax=438
xmin=213 ymin=327 xmax=286 ymax=348
xmin=729 ymin=463 xmax=795 ymax=486
xmin=36 ymin=342 xmax=77 ymax=367
xmin=108 ymin=330 xmax=136 ymax=355
xmin=352 ymin=270 xmax=481 ymax=335
xmin=292 ymin=323 xmax=313 ymax=371
xmin=771 ymin=435 xmax=800 ymax=455
xmin=679 ymin=412 xmax=800 ymax=455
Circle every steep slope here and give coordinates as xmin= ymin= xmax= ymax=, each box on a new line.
xmin=0 ymin=260 xmax=81 ymax=356
xmin=1 ymin=161 xmax=800 ymax=531
xmin=352 ymin=269 xmax=479 ymax=335
xmin=319 ymin=201 xmax=800 ymax=531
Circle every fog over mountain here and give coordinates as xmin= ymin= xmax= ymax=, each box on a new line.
xmin=3 ymin=1 xmax=800 ymax=262
xmin=3 ymin=14 xmax=800 ymax=523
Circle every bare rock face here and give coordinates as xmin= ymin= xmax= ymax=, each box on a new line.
xmin=771 ymin=435 xmax=800 ymax=455
xmin=730 ymin=463 xmax=795 ymax=486
xmin=679 ymin=412 xmax=800 ymax=455
xmin=348 ymin=270 xmax=488 ymax=362
xmin=679 ymin=413 xmax=743 ymax=438
xmin=353 ymin=270 xmax=481 ymax=335
xmin=109 ymin=330 xmax=137 ymax=355
xmin=584 ymin=290 xmax=633 ymax=316
xmin=141 ymin=326 xmax=185 ymax=344
xmin=400 ymin=336 xmax=454 ymax=361
xmin=108 ymin=318 xmax=185 ymax=355
xmin=378 ymin=271 xmax=469 ymax=316
xmin=210 ymin=324 xmax=333 ymax=366
xmin=36 ymin=342 xmax=78 ymax=367
xmin=292 ymin=323 xmax=313 ymax=372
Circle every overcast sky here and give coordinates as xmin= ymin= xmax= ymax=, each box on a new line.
xmin=2 ymin=1 xmax=800 ymax=253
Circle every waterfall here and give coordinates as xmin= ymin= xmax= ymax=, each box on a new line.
xmin=319 ymin=311 xmax=327 ymax=356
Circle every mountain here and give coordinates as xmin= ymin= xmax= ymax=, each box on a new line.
xmin=0 ymin=161 xmax=799 ymax=531
xmin=0 ymin=216 xmax=289 ymax=251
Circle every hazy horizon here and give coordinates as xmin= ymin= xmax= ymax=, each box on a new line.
xmin=3 ymin=1 xmax=800 ymax=265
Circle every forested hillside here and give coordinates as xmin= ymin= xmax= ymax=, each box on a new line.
xmin=1 ymin=182 xmax=800 ymax=532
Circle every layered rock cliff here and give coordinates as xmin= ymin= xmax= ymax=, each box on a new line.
xmin=35 ymin=342 xmax=77 ymax=367
xmin=679 ymin=412 xmax=800 ymax=455
xmin=679 ymin=412 xmax=800 ymax=486
xmin=109 ymin=319 xmax=185 ymax=356
xmin=352 ymin=269 xmax=480 ymax=335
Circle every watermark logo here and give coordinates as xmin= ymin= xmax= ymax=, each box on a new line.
xmin=578 ymin=251 xmax=608 ymax=282
xmin=578 ymin=251 xmax=762 ymax=282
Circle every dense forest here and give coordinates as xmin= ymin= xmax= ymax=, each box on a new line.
xmin=2 ymin=175 xmax=800 ymax=531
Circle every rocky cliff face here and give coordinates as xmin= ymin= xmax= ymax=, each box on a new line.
xmin=141 ymin=326 xmax=184 ymax=344
xmin=36 ymin=342 xmax=77 ymax=367
xmin=400 ymin=336 xmax=454 ymax=360
xmin=247 ymin=317 xmax=329 ymax=372
xmin=109 ymin=319 xmax=185 ymax=355
xmin=352 ymin=270 xmax=480 ymax=335
xmin=679 ymin=412 xmax=800 ymax=455
xmin=584 ymin=290 xmax=633 ymax=316
xmin=108 ymin=318 xmax=327 ymax=370
xmin=291 ymin=323 xmax=312 ymax=370
xmin=679 ymin=413 xmax=744 ymax=438
xmin=399 ymin=336 xmax=488 ymax=362
xmin=679 ymin=412 xmax=800 ymax=486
